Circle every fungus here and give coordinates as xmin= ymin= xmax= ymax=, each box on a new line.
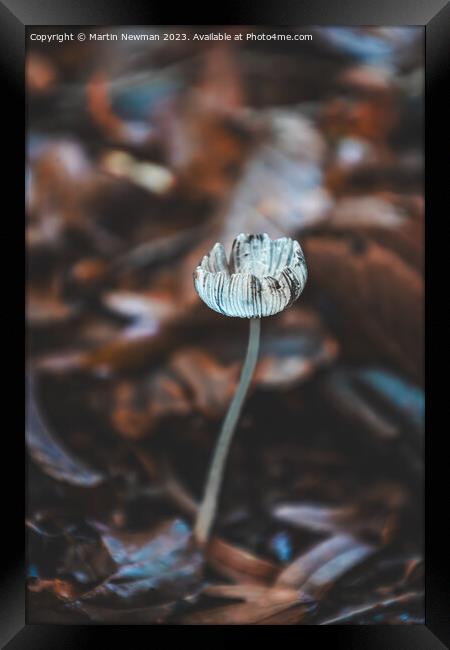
xmin=193 ymin=233 xmax=307 ymax=544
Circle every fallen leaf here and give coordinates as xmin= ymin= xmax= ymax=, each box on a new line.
xmin=26 ymin=52 xmax=57 ymax=94
xmin=94 ymin=308 xmax=337 ymax=439
xmin=273 ymin=503 xmax=355 ymax=534
xmin=321 ymin=368 xmax=424 ymax=474
xmin=74 ymin=519 xmax=203 ymax=611
xmin=304 ymin=236 xmax=423 ymax=382
xmin=181 ymin=583 xmax=310 ymax=625
xmin=321 ymin=369 xmax=400 ymax=441
xmin=206 ymin=537 xmax=279 ymax=585
xmin=26 ymin=376 xmax=105 ymax=487
xmin=276 ymin=533 xmax=375 ymax=598
xmin=67 ymin=600 xmax=177 ymax=623
xmin=357 ymin=368 xmax=424 ymax=436
xmin=27 ymin=294 xmax=78 ymax=328
xmin=319 ymin=590 xmax=423 ymax=625
xmin=161 ymin=44 xmax=250 ymax=200
xmin=28 ymin=578 xmax=81 ymax=601
xmin=54 ymin=519 xmax=205 ymax=623
xmin=274 ymin=481 xmax=407 ymax=544
xmin=27 ymin=516 xmax=117 ymax=585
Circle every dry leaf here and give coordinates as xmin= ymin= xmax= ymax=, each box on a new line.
xmin=276 ymin=533 xmax=375 ymax=597
xmin=26 ymin=377 xmax=105 ymax=487
xmin=182 ymin=583 xmax=310 ymax=625
xmin=304 ymin=236 xmax=423 ymax=382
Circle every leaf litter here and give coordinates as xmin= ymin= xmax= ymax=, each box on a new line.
xmin=27 ymin=28 xmax=424 ymax=625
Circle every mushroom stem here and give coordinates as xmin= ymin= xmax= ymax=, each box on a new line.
xmin=194 ymin=317 xmax=261 ymax=546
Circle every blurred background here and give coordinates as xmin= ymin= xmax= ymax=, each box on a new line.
xmin=26 ymin=26 xmax=424 ymax=625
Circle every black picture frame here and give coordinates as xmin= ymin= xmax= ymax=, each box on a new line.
xmin=3 ymin=0 xmax=448 ymax=646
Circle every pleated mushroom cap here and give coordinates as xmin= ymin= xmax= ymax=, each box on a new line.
xmin=193 ymin=233 xmax=307 ymax=318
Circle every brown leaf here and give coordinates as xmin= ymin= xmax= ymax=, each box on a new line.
xmin=206 ymin=537 xmax=279 ymax=585
xmin=26 ymin=52 xmax=57 ymax=94
xmin=68 ymin=318 xmax=194 ymax=375
xmin=321 ymin=65 xmax=400 ymax=145
xmin=28 ymin=578 xmax=81 ymax=601
xmin=304 ymin=236 xmax=423 ymax=382
xmin=323 ymin=194 xmax=424 ymax=270
xmin=276 ymin=533 xmax=375 ymax=597
xmin=160 ymin=45 xmax=249 ymax=201
xmin=28 ymin=139 xmax=92 ymax=226
xmin=107 ymin=373 xmax=191 ymax=441
xmin=27 ymin=294 xmax=78 ymax=328
xmin=329 ymin=196 xmax=407 ymax=229
xmin=86 ymin=72 xmax=132 ymax=143
xmin=97 ymin=308 xmax=337 ymax=439
xmin=195 ymin=43 xmax=246 ymax=115
xmin=181 ymin=583 xmax=310 ymax=625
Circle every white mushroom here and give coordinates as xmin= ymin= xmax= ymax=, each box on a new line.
xmin=193 ymin=233 xmax=308 ymax=545
xmin=193 ymin=233 xmax=307 ymax=318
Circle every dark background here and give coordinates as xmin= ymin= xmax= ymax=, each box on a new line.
xmin=25 ymin=26 xmax=424 ymax=625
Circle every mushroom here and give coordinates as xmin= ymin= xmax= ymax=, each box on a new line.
xmin=193 ymin=233 xmax=307 ymax=544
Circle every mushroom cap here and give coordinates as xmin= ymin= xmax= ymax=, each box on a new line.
xmin=193 ymin=233 xmax=307 ymax=318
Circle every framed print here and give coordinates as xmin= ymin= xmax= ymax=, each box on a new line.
xmin=1 ymin=0 xmax=448 ymax=646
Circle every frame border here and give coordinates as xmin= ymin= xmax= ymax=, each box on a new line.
xmin=3 ymin=0 xmax=448 ymax=646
